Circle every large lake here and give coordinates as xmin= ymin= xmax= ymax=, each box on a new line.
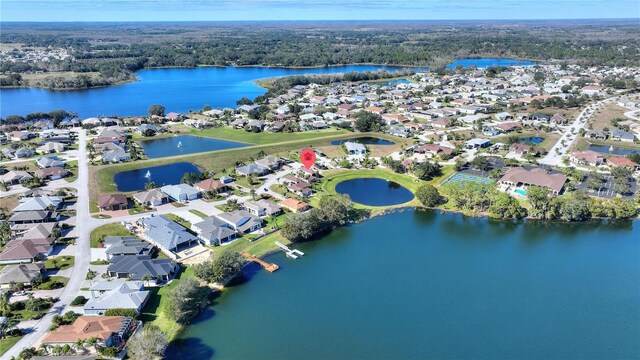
xmin=140 ymin=135 xmax=248 ymax=159
xmin=0 ymin=58 xmax=534 ymax=118
xmin=167 ymin=210 xmax=640 ymax=360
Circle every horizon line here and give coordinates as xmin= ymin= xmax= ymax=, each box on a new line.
xmin=1 ymin=18 xmax=638 ymax=23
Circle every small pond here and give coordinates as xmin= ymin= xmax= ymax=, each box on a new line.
xmin=518 ymin=137 xmax=544 ymax=145
xmin=140 ymin=135 xmax=249 ymax=159
xmin=331 ymin=137 xmax=395 ymax=146
xmin=114 ymin=162 xmax=200 ymax=192
xmin=335 ymin=178 xmax=414 ymax=206
xmin=587 ymin=144 xmax=640 ymax=156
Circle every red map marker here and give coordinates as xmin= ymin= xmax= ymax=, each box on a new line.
xmin=300 ymin=148 xmax=316 ymax=169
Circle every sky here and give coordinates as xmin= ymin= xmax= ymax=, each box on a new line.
xmin=1 ymin=0 xmax=638 ymax=22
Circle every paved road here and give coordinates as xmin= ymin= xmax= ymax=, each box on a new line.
xmin=5 ymin=130 xmax=92 ymax=359
xmin=539 ymin=96 xmax=618 ymax=167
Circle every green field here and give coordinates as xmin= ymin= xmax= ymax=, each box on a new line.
xmin=187 ymin=126 xmax=349 ymax=145
xmin=0 ymin=335 xmax=23 ymax=356
xmin=90 ymin=223 xmax=131 ymax=247
xmin=45 ymin=255 xmax=75 ymax=270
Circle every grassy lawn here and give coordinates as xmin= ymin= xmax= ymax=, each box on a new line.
xmin=37 ymin=276 xmax=69 ymax=290
xmin=234 ymin=176 xmax=264 ymax=190
xmin=590 ymin=103 xmax=628 ymax=131
xmin=139 ymin=266 xmax=194 ymax=341
xmin=64 ymin=160 xmax=79 ymax=183
xmin=45 ymin=255 xmax=75 ymax=270
xmin=165 ymin=214 xmax=192 ymax=229
xmin=188 ymin=209 xmax=208 ymax=219
xmin=90 ymin=223 xmax=131 ymax=248
xmin=187 ymin=126 xmax=348 ymax=145
xmin=0 ymin=335 xmax=23 ymax=356
xmin=213 ymin=231 xmax=290 ymax=260
xmin=0 ymin=195 xmax=20 ymax=213
xmin=90 ymin=259 xmax=109 ymax=265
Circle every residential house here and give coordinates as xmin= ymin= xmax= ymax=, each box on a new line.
xmin=280 ymin=198 xmax=310 ymax=213
xmin=191 ymin=217 xmax=236 ymax=245
xmin=160 ymin=184 xmax=201 ymax=202
xmin=14 ymin=148 xmax=34 ymax=159
xmin=37 ymin=166 xmax=69 ymax=180
xmin=36 ymin=142 xmax=65 ymax=154
xmin=132 ymin=189 xmax=169 ymax=207
xmin=0 ymin=263 xmax=44 ymax=288
xmin=496 ymin=122 xmax=522 ymax=133
xmin=610 ymin=129 xmax=635 ymax=142
xmin=0 ymin=170 xmax=33 ymax=185
xmin=464 ymin=138 xmax=491 ymax=149
xmin=107 ymin=255 xmax=178 ymax=283
xmin=104 ymin=237 xmax=155 ymax=260
xmin=101 ymin=146 xmax=131 ymax=163
xmin=344 ymin=142 xmax=367 ymax=155
xmin=8 ymin=210 xmax=59 ymax=225
xmin=35 ymin=155 xmax=65 ymax=169
xmin=194 ymin=178 xmax=229 ymax=193
xmin=141 ymin=215 xmax=199 ymax=253
xmin=235 ymin=163 xmax=270 ymax=176
xmin=13 ymin=196 xmax=64 ymax=212
xmin=9 ymin=131 xmax=34 ymax=141
xmin=97 ymin=194 xmax=128 ymax=212
xmin=388 ymin=125 xmax=411 ymax=138
xmin=607 ymin=156 xmax=640 ymax=170
xmin=584 ymin=130 xmax=607 ymax=140
xmin=215 ymin=210 xmax=263 ymax=234
xmin=508 ymin=143 xmax=540 ymax=158
xmin=84 ymin=280 xmax=150 ymax=316
xmin=499 ymin=167 xmax=568 ymax=195
xmin=255 ymin=156 xmax=283 ymax=171
xmin=42 ymin=316 xmax=137 ymax=349
xmin=243 ymin=199 xmax=282 ymax=217
xmin=0 ymin=239 xmax=53 ymax=264
xmin=416 ymin=144 xmax=455 ymax=158
xmin=570 ymin=151 xmax=606 ymax=167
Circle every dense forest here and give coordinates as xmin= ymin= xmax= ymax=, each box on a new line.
xmin=1 ymin=20 xmax=638 ymax=89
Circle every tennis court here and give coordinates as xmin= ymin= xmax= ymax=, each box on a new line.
xmin=441 ymin=172 xmax=494 ymax=186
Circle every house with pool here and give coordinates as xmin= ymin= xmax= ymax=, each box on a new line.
xmin=498 ymin=167 xmax=568 ymax=196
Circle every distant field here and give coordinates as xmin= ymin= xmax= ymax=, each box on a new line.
xmin=184 ymin=126 xmax=349 ymax=145
xmin=590 ymin=103 xmax=628 ymax=131
xmin=19 ymin=71 xmax=101 ymax=81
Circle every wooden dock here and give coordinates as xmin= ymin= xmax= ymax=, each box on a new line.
xmin=242 ymin=252 xmax=279 ymax=272
xmin=275 ymin=241 xmax=305 ymax=259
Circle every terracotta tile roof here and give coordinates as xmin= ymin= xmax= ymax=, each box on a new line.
xmin=97 ymin=194 xmax=128 ymax=208
xmin=42 ymin=316 xmax=124 ymax=344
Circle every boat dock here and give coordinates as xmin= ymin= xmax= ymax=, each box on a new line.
xmin=242 ymin=252 xmax=279 ymax=272
xmin=275 ymin=241 xmax=305 ymax=259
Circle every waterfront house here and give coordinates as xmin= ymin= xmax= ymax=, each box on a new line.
xmin=215 ymin=210 xmax=263 ymax=234
xmin=192 ymin=217 xmax=236 ymax=245
xmin=160 ymin=184 xmax=201 ymax=202
xmin=84 ymin=280 xmax=150 ymax=315
xmin=107 ymin=255 xmax=178 ymax=283
xmin=498 ymin=167 xmax=568 ymax=195
xmin=0 ymin=263 xmax=44 ymax=288
xmin=97 ymin=194 xmax=129 ymax=212
xmin=194 ymin=178 xmax=229 ymax=193
xmin=607 ymin=156 xmax=640 ymax=170
xmin=101 ymin=146 xmax=131 ymax=163
xmin=236 ymin=163 xmax=270 ymax=176
xmin=280 ymin=198 xmax=310 ymax=213
xmin=610 ymin=129 xmax=635 ymax=142
xmin=132 ymin=189 xmax=169 ymax=207
xmin=344 ymin=142 xmax=367 ymax=155
xmin=388 ymin=125 xmax=411 ymax=138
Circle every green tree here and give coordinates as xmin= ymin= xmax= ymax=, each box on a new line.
xmin=354 ymin=111 xmax=384 ymax=132
xmin=489 ymin=192 xmax=527 ymax=219
xmin=471 ymin=157 xmax=490 ymax=171
xmin=211 ymin=252 xmax=246 ymax=283
xmin=193 ymin=260 xmax=215 ymax=282
xmin=147 ymin=104 xmax=165 ymax=117
xmin=144 ymin=181 xmax=157 ymax=190
xmin=165 ymin=277 xmax=211 ymax=324
xmin=127 ymin=324 xmax=168 ymax=360
xmin=416 ymin=184 xmax=444 ymax=208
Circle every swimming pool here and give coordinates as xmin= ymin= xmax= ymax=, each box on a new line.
xmin=514 ymin=189 xmax=527 ymax=196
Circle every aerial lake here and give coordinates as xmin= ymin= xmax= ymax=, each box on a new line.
xmin=518 ymin=136 xmax=545 ymax=144
xmin=167 ymin=210 xmax=639 ymax=359
xmin=113 ymin=162 xmax=200 ymax=192
xmin=140 ymin=135 xmax=248 ymax=159
xmin=330 ymin=137 xmax=395 ymax=146
xmin=0 ymin=59 xmax=535 ymax=118
xmin=587 ymin=144 xmax=640 ymax=156
xmin=335 ymin=178 xmax=414 ymax=206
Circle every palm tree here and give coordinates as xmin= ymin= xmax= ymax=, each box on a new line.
xmin=142 ymin=274 xmax=151 ymax=287
xmin=39 ymin=343 xmax=50 ymax=355
xmin=74 ymin=338 xmax=85 ymax=354
xmin=84 ymin=337 xmax=98 ymax=352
